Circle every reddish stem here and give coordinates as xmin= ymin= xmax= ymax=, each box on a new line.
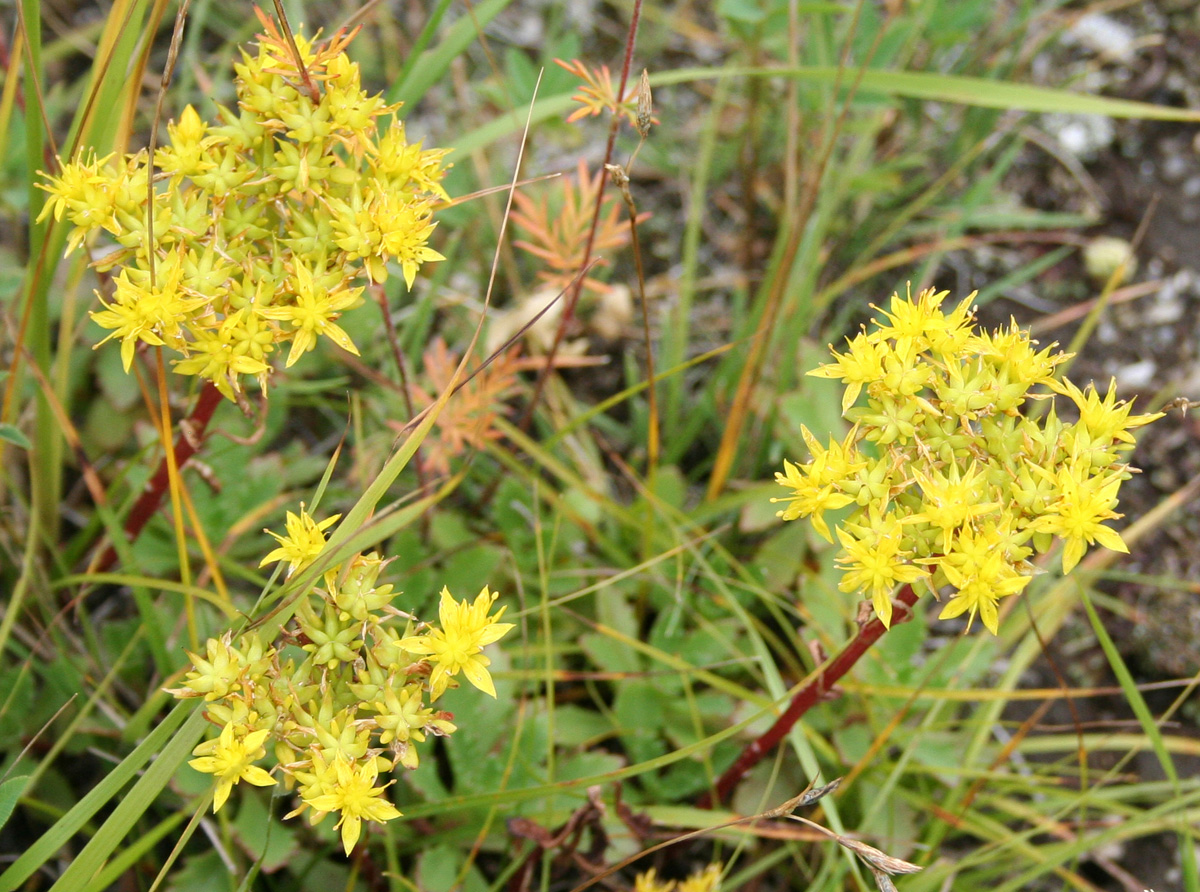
xmin=699 ymin=584 xmax=922 ymax=809
xmin=93 ymin=382 xmax=224 ymax=573
xmin=516 ymin=0 xmax=643 ymax=432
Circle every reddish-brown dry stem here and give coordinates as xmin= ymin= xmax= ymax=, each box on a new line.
xmin=93 ymin=382 xmax=223 ymax=573
xmin=517 ymin=0 xmax=643 ymax=432
xmin=699 ymin=584 xmax=922 ymax=808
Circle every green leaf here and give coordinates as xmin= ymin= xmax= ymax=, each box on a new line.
xmin=717 ymin=0 xmax=770 ymax=26
xmin=649 ymin=65 xmax=1200 ymax=121
xmin=231 ymin=790 xmax=299 ymax=874
xmin=0 ymin=424 xmax=30 ymax=450
xmin=416 ymin=843 xmax=489 ymax=892
xmin=452 ymin=64 xmax=1200 ymax=158
xmin=164 ymin=852 xmax=237 ymax=892
xmin=0 ymin=701 xmax=203 ymax=892
xmin=0 ymin=776 xmax=29 ymax=832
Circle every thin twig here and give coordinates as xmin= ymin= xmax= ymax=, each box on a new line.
xmin=372 ymin=284 xmax=427 ymax=489
xmin=144 ymin=0 xmax=191 ymax=290
xmin=567 ymin=782 xmax=843 ymax=892
xmin=269 ymin=0 xmax=321 ymax=104
xmin=607 ymin=162 xmax=657 ymax=471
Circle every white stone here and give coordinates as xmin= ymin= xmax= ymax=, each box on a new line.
xmin=1067 ymin=13 xmax=1138 ymax=63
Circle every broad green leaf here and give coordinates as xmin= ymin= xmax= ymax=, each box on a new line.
xmin=231 ymin=791 xmax=299 ymax=874
xmin=0 ymin=776 xmax=29 ymax=832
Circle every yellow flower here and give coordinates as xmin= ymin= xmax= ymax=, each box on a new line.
xmin=172 ymin=634 xmax=245 ymax=701
xmin=904 ymin=461 xmax=1000 ymax=545
xmin=771 ymin=426 xmax=863 ymax=541
xmin=303 ymin=754 xmax=402 ymax=855
xmin=360 ymin=190 xmax=445 ymax=287
xmin=373 ymin=684 xmax=457 ymax=769
xmin=400 ymin=586 xmax=515 ymax=700
xmin=1057 ymin=377 xmax=1163 ymax=456
xmin=258 ymin=260 xmax=362 ymax=367
xmin=155 ymin=104 xmax=216 ymax=181
xmin=635 ymin=868 xmax=673 ymax=892
xmin=91 ymin=252 xmax=207 ymax=371
xmin=808 ymin=332 xmax=888 ymax=413
xmin=774 ymin=285 xmax=1159 ymax=637
xmin=188 ymin=722 xmax=276 ymax=812
xmin=870 ymin=286 xmax=974 ymax=358
xmin=835 ymin=510 xmax=927 ymax=628
xmin=370 ymin=122 xmax=451 ymax=200
xmin=260 ymin=505 xmax=341 ymax=576
xmin=36 ymin=151 xmax=121 ymax=250
xmin=635 ymin=864 xmax=722 ymax=892
xmin=678 ymin=865 xmax=722 ymax=892
xmin=1030 ymin=462 xmax=1128 ymax=574
xmin=969 ymin=323 xmax=1069 ymax=394
xmin=935 ymin=522 xmax=1034 ymax=634
xmin=172 ymin=312 xmax=271 ymax=401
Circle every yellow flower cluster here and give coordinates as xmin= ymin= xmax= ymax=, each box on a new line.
xmin=38 ymin=14 xmax=449 ymax=402
xmin=634 ymin=865 xmax=722 ymax=892
xmin=169 ymin=506 xmax=513 ymax=855
xmin=774 ymin=287 xmax=1160 ymax=634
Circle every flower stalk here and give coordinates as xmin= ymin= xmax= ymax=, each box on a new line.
xmin=699 ymin=583 xmax=920 ymax=808
xmin=704 ymin=285 xmax=1161 ymax=807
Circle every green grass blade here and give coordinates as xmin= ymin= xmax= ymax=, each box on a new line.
xmin=1079 ymin=583 xmax=1200 ymax=891
xmin=0 ymin=701 xmax=202 ymax=892
xmin=651 ymin=65 xmax=1200 ymax=121
xmin=386 ymin=0 xmax=515 ymax=108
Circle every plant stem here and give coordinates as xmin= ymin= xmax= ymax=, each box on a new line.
xmin=699 ymin=583 xmax=921 ymax=808
xmin=517 ymin=0 xmax=643 ymax=432
xmin=92 ymin=382 xmax=223 ymax=573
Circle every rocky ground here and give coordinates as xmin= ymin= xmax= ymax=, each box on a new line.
xmin=998 ymin=7 xmax=1200 ymax=889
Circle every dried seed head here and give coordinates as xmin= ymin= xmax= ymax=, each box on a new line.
xmin=837 ymin=836 xmax=922 ymax=876
xmin=637 ymin=69 xmax=653 ymax=138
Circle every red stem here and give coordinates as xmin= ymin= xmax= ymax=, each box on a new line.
xmin=699 ymin=584 xmax=922 ymax=809
xmin=516 ymin=0 xmax=643 ymax=432
xmin=93 ymin=382 xmax=224 ymax=573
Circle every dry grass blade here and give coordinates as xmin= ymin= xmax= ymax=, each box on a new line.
xmin=565 ymin=788 xmax=857 ymax=892
xmin=761 ymin=777 xmax=843 ymax=817
xmin=788 ymin=814 xmax=922 ymax=888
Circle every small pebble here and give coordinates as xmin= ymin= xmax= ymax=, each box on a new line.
xmin=1161 ymin=154 xmax=1191 ymax=183
xmin=1145 ymin=292 xmax=1184 ymax=325
xmin=1067 ymin=13 xmax=1138 ymax=63
xmin=1114 ymin=358 xmax=1156 ymax=389
xmin=1084 ymin=235 xmax=1137 ymax=283
xmin=1043 ymin=113 xmax=1114 ymax=160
